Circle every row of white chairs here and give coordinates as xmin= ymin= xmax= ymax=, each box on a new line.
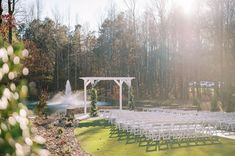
xmin=100 ymin=109 xmax=235 ymax=136
xmin=100 ymin=109 xmax=222 ymax=149
xmin=142 ymin=108 xmax=235 ymax=133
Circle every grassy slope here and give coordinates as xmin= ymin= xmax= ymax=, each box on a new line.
xmin=75 ymin=120 xmax=235 ymax=156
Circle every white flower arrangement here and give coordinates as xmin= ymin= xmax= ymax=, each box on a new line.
xmin=0 ymin=46 xmax=48 ymax=155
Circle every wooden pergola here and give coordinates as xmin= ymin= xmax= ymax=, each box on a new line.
xmin=80 ymin=77 xmax=135 ymax=114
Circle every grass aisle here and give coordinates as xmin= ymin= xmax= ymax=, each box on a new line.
xmin=75 ymin=120 xmax=235 ymax=156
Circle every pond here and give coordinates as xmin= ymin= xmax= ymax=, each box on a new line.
xmin=26 ymin=101 xmax=112 ymax=114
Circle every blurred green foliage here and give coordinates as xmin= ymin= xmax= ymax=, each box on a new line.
xmin=0 ymin=38 xmax=47 ymax=155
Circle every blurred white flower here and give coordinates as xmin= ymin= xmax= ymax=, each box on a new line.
xmin=22 ymin=129 xmax=30 ymax=138
xmin=0 ymin=96 xmax=8 ymax=110
xmin=19 ymin=117 xmax=29 ymax=130
xmin=0 ymin=48 xmax=5 ymax=57
xmin=22 ymin=49 xmax=29 ymax=57
xmin=39 ymin=149 xmax=50 ymax=156
xmin=8 ymin=72 xmax=15 ymax=80
xmin=8 ymin=116 xmax=16 ymax=126
xmin=13 ymin=56 xmax=20 ymax=64
xmin=25 ymin=137 xmax=33 ymax=146
xmin=2 ymin=55 xmax=8 ymax=63
xmin=14 ymin=92 xmax=19 ymax=100
xmin=15 ymin=143 xmax=24 ymax=156
xmin=12 ymin=112 xmax=18 ymax=118
xmin=3 ymin=88 xmax=11 ymax=99
xmin=1 ymin=123 xmax=8 ymax=131
xmin=22 ymin=67 xmax=29 ymax=76
xmin=7 ymin=46 xmax=14 ymax=56
xmin=20 ymin=109 xmax=27 ymax=117
xmin=2 ymin=63 xmax=9 ymax=74
xmin=0 ymin=48 xmax=4 ymax=57
xmin=34 ymin=135 xmax=46 ymax=144
xmin=0 ymin=99 xmax=7 ymax=110
xmin=0 ymin=48 xmax=7 ymax=58
xmin=14 ymin=114 xmax=21 ymax=125
xmin=15 ymin=143 xmax=22 ymax=150
xmin=10 ymin=83 xmax=16 ymax=91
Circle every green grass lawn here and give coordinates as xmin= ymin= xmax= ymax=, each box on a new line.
xmin=75 ymin=119 xmax=235 ymax=156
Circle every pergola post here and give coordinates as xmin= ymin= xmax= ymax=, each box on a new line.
xmin=84 ymin=79 xmax=91 ymax=114
xmin=119 ymin=80 xmax=123 ymax=110
xmin=84 ymin=80 xmax=87 ymax=114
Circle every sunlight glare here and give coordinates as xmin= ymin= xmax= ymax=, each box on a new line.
xmin=177 ymin=0 xmax=194 ymax=15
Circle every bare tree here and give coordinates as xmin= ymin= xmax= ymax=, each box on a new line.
xmin=0 ymin=0 xmax=3 ymax=25
xmin=52 ymin=7 xmax=63 ymax=26
xmin=35 ymin=0 xmax=41 ymax=20
xmin=8 ymin=0 xmax=15 ymax=44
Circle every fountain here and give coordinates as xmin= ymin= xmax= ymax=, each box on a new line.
xmin=27 ymin=80 xmax=111 ymax=114
xmin=47 ymin=80 xmax=89 ymax=113
xmin=65 ymin=80 xmax=72 ymax=96
xmin=63 ymin=80 xmax=74 ymax=106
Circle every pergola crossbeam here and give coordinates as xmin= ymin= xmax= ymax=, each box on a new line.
xmin=114 ymin=79 xmax=120 ymax=86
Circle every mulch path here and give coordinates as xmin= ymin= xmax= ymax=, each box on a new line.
xmin=31 ymin=115 xmax=90 ymax=156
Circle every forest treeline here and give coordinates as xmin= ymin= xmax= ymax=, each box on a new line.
xmin=1 ymin=0 xmax=235 ymax=110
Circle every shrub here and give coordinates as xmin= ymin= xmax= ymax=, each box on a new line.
xmin=55 ymin=112 xmax=77 ymax=127
xmin=162 ymin=99 xmax=173 ymax=106
xmin=193 ymin=97 xmax=201 ymax=111
xmin=221 ymin=88 xmax=235 ymax=112
xmin=210 ymin=96 xmax=219 ymax=112
xmin=128 ymin=87 xmax=135 ymax=110
xmin=90 ymin=88 xmax=98 ymax=117
xmin=35 ymin=90 xmax=48 ymax=118
xmin=0 ymin=45 xmax=47 ymax=155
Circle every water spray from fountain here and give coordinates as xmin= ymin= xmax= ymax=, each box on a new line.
xmin=47 ymin=80 xmax=89 ymax=112
xmin=65 ymin=80 xmax=72 ymax=96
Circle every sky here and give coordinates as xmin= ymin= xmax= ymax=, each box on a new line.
xmin=23 ymin=0 xmax=151 ymax=31
xmin=22 ymin=0 xmax=200 ymax=32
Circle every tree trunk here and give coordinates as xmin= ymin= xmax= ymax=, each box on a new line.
xmin=8 ymin=0 xmax=15 ymax=44
xmin=0 ymin=0 xmax=3 ymax=25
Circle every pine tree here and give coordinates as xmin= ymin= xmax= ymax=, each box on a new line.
xmin=90 ymin=88 xmax=98 ymax=117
